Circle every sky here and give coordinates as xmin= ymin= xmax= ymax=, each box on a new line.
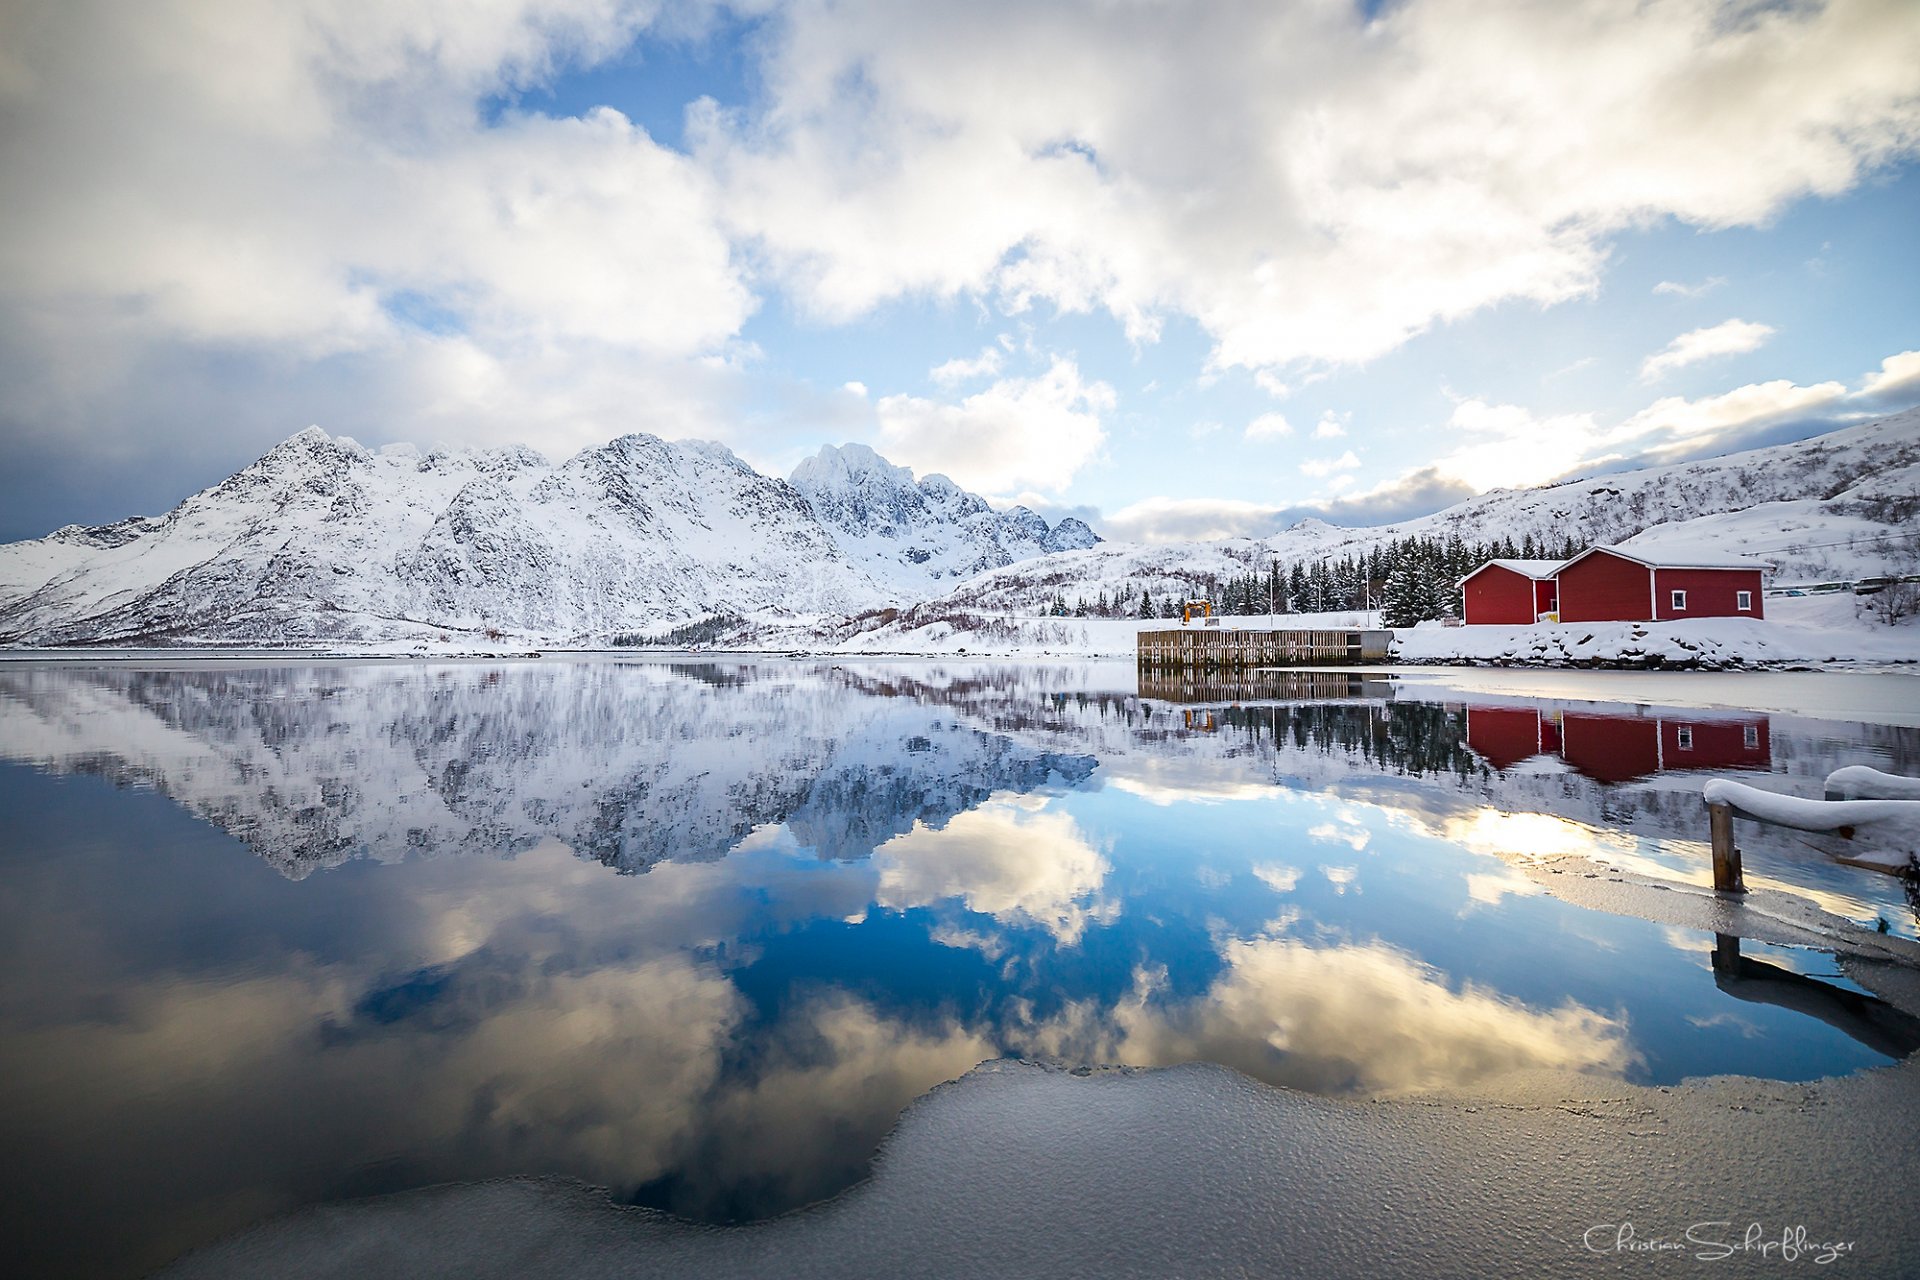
xmin=1 ymin=0 xmax=1918 ymax=545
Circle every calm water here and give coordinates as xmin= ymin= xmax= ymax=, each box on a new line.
xmin=2 ymin=659 xmax=1917 ymax=1278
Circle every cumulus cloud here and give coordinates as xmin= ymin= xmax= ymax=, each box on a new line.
xmin=693 ymin=0 xmax=1920 ymax=374
xmin=1652 ymin=276 xmax=1726 ymax=298
xmin=1639 ymin=319 xmax=1777 ymax=381
xmin=1312 ymin=412 xmax=1349 ymax=440
xmin=874 ymin=355 xmax=1114 ymax=494
xmin=1244 ymin=412 xmax=1293 ymax=441
xmin=1102 ymin=496 xmax=1284 ymax=543
xmin=928 ymin=344 xmax=1005 ymax=385
xmin=1856 ymin=349 xmax=1920 ymax=402
xmin=1298 ymin=450 xmax=1360 ymax=478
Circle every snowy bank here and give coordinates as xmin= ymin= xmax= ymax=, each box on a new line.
xmin=1394 ymin=602 xmax=1920 ymax=671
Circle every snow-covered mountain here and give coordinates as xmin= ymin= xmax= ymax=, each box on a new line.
xmin=0 ymin=429 xmax=1092 ymax=646
xmin=899 ymin=408 xmax=1920 ymax=618
xmin=791 ymin=443 xmax=1097 ymax=592
xmin=1 ymin=408 xmax=1914 ymax=648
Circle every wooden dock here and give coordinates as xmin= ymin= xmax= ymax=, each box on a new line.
xmin=1136 ymin=627 xmax=1393 ymax=670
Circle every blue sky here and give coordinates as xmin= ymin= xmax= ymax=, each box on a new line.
xmin=1 ymin=0 xmax=1917 ymax=544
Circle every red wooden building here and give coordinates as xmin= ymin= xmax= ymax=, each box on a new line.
xmin=1458 ymin=559 xmax=1562 ymax=625
xmin=1555 ymin=546 xmax=1767 ymax=623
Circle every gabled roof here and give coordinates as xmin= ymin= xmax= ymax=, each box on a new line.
xmin=1456 ymin=558 xmax=1563 ymax=588
xmin=1561 ymin=544 xmax=1772 ymax=573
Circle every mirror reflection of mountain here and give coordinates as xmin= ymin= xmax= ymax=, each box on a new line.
xmin=3 ymin=661 xmax=1916 ymax=913
xmin=0 ymin=663 xmax=1097 ymax=877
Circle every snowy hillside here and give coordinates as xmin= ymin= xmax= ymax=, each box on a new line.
xmin=0 ymin=429 xmax=1090 ymax=646
xmin=905 ymin=408 xmax=1920 ymax=618
xmin=1 ymin=408 xmax=1914 ymax=649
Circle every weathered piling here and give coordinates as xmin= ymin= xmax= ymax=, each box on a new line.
xmin=1136 ymin=627 xmax=1392 ymax=670
xmin=1707 ymin=800 xmax=1745 ymax=893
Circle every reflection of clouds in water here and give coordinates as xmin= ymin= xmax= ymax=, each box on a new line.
xmin=1307 ymin=821 xmax=1371 ymax=852
xmin=700 ymin=994 xmax=995 ymax=1208
xmin=874 ymin=797 xmax=1113 ymax=944
xmin=1103 ymin=761 xmax=1283 ymax=807
xmin=1320 ymin=865 xmax=1358 ymax=894
xmin=1252 ymin=863 xmax=1301 ymax=894
xmin=1463 ymin=868 xmax=1546 ymax=909
xmin=1688 ymin=1010 xmax=1765 ymax=1039
xmin=1111 ymin=936 xmax=1635 ymax=1095
xmin=1441 ymin=809 xmax=1638 ymax=864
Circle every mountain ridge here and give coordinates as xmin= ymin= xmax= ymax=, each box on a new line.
xmin=1 ymin=408 xmax=1915 ymax=647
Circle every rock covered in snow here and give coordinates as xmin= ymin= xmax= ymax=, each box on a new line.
xmin=790 ymin=443 xmax=1098 ymax=591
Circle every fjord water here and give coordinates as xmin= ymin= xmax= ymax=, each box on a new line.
xmin=1 ymin=660 xmax=1916 ymax=1278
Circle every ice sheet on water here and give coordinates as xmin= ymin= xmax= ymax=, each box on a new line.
xmin=160 ymin=1052 xmax=1920 ymax=1280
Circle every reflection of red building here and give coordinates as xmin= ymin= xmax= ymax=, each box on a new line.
xmin=1466 ymin=705 xmax=1771 ymax=783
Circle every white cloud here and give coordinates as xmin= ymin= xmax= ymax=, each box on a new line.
xmin=1244 ymin=412 xmax=1293 ymax=441
xmin=0 ymin=0 xmax=753 ymax=476
xmin=874 ymin=355 xmax=1114 ymax=494
xmin=1640 ymin=319 xmax=1777 ymax=381
xmin=1101 ymin=496 xmax=1281 ymax=543
xmin=1618 ymin=378 xmax=1847 ymax=441
xmin=1253 ymin=369 xmax=1292 ymax=399
xmin=1856 ymin=349 xmax=1920 ymax=401
xmin=1312 ymin=411 xmax=1349 ymax=439
xmin=1652 ymin=276 xmax=1727 ymax=298
xmin=842 ymin=380 xmax=868 ymax=398
xmin=928 ymin=345 xmax=1005 ymax=385
xmin=693 ymin=0 xmax=1920 ymax=372
xmin=1299 ymin=450 xmax=1360 ymax=478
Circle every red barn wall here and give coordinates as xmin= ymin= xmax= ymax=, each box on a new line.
xmin=1557 ymin=551 xmax=1654 ymax=623
xmin=1652 ymin=569 xmax=1766 ymax=620
xmin=1534 ymin=579 xmax=1558 ymax=615
xmin=1465 ymin=707 xmax=1542 ymax=770
xmin=1462 ymin=566 xmax=1539 ymax=625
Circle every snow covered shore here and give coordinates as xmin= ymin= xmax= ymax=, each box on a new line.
xmin=1394 ymin=596 xmax=1919 ymax=670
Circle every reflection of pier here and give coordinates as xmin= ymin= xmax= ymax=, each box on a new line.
xmin=1137 ymin=669 xmax=1397 ymax=705
xmin=1465 ymin=705 xmax=1770 ymax=782
xmin=1136 ymin=627 xmax=1392 ymax=670
xmin=1711 ymin=934 xmax=1920 ymax=1062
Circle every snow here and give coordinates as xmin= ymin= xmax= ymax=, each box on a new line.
xmin=2 ymin=407 xmax=1916 ymax=653
xmin=1467 ymin=558 xmax=1563 ymax=580
xmin=1825 ymin=766 xmax=1920 ymax=801
xmin=1578 ymin=541 xmax=1774 ymax=570
xmin=158 ymin=1050 xmax=1920 ymax=1280
xmin=1393 ymin=603 xmax=1920 ymax=670
xmin=1702 ymin=778 xmax=1920 ymax=834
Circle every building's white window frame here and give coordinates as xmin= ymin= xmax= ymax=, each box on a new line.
xmin=1670 ymin=589 xmax=1687 ymax=610
xmin=1677 ymin=726 xmax=1694 ymax=750
xmin=1736 ymin=590 xmax=1752 ymax=611
xmin=1743 ymin=725 xmax=1759 ymax=748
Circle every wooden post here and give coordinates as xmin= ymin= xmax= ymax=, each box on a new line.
xmin=1708 ymin=801 xmax=1745 ymax=893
